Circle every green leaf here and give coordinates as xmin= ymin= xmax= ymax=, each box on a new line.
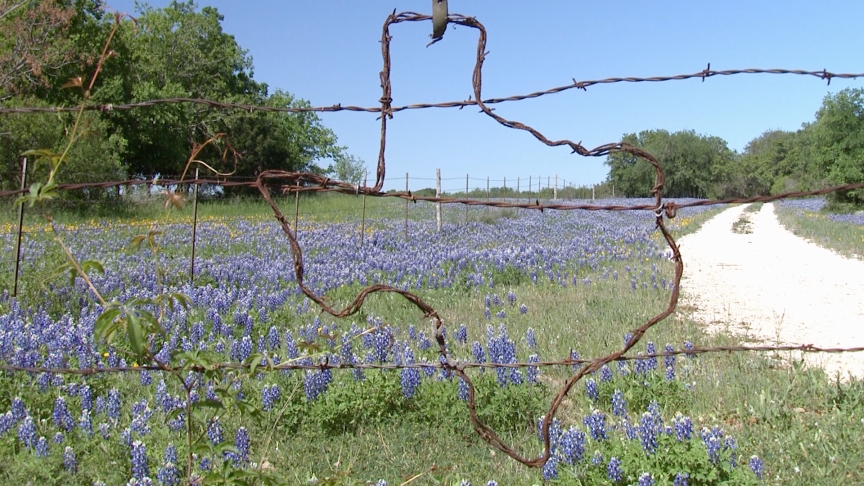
xmin=94 ymin=306 xmax=123 ymax=341
xmin=128 ymin=235 xmax=146 ymax=252
xmin=81 ymin=259 xmax=105 ymax=275
xmin=245 ymin=353 xmax=263 ymax=375
xmin=126 ymin=313 xmax=146 ymax=359
xmin=193 ymin=399 xmax=225 ymax=410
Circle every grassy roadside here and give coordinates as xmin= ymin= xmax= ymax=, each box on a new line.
xmin=774 ymin=201 xmax=864 ymax=260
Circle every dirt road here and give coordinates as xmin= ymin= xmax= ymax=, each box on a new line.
xmin=677 ymin=203 xmax=864 ymax=379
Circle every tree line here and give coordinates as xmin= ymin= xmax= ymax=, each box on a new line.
xmin=0 ymin=0 xmax=365 ymax=197
xmin=605 ymin=87 xmax=864 ymax=209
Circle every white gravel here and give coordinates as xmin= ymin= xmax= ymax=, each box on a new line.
xmin=677 ymin=202 xmax=864 ymax=380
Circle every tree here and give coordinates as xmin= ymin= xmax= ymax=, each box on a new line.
xmin=331 ymin=154 xmax=366 ymax=185
xmin=812 ymin=87 xmax=864 ymax=208
xmin=605 ymin=129 xmax=735 ymax=198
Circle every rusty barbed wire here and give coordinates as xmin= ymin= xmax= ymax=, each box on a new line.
xmin=2 ymin=8 xmax=863 ymax=474
xmin=0 ymin=67 xmax=860 ymax=116
xmin=2 ymin=344 xmax=862 ymax=377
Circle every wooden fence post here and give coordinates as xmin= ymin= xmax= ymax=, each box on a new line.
xmin=404 ymin=172 xmax=409 ymax=239
xmin=12 ymin=158 xmax=27 ymax=297
xmin=189 ymin=168 xmax=200 ymax=286
xmin=360 ymin=170 xmax=368 ymax=246
xmin=436 ymin=168 xmax=442 ymax=232
xmin=465 ymin=173 xmax=469 ymax=224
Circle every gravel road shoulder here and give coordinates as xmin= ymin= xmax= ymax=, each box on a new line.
xmin=677 ymin=203 xmax=864 ymax=379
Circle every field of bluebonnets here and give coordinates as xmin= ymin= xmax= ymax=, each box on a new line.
xmin=1 ymin=194 xmax=863 ymax=485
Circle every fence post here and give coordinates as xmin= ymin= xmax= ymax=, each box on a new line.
xmin=529 ymin=176 xmax=532 ymax=200
xmin=189 ymin=168 xmax=200 ymax=287
xmin=517 ymin=177 xmax=520 ymax=204
xmin=465 ymin=173 xmax=469 ymax=224
xmin=538 ymin=175 xmax=541 ymax=199
xmin=592 ymin=184 xmax=595 ymax=200
xmin=436 ymin=168 xmax=442 ymax=232
xmin=404 ymin=172 xmax=409 ymax=239
xmin=486 ymin=177 xmax=490 ymax=213
xmin=12 ymin=158 xmax=27 ymax=297
xmin=360 ymin=170 xmax=368 ymax=246
xmin=293 ymin=180 xmax=300 ymax=234
xmin=612 ymin=184 xmax=615 ymax=198
xmin=503 ymin=176 xmax=507 ymax=203
xmin=554 ymin=174 xmax=558 ymax=201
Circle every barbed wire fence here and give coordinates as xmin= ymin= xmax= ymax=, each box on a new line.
xmin=2 ymin=9 xmax=864 ymax=473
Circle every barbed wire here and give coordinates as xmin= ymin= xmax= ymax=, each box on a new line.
xmin=2 ymin=9 xmax=863 ymax=473
xmin=0 ymin=66 xmax=860 ymax=116
xmin=3 ymin=344 xmax=862 ymax=377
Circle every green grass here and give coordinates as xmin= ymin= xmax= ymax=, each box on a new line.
xmin=774 ymin=204 xmax=864 ymax=259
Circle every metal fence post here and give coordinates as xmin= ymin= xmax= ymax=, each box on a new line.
xmin=12 ymin=158 xmax=27 ymax=297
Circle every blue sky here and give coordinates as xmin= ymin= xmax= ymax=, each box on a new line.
xmin=108 ymin=1 xmax=864 ymax=191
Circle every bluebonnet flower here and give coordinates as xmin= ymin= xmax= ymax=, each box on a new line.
xmin=17 ymin=416 xmax=36 ymax=448
xmin=53 ymin=431 xmax=65 ymax=444
xmin=455 ymin=324 xmax=468 ymax=344
xmin=304 ymin=366 xmax=332 ymax=401
xmin=484 ymin=294 xmax=491 ymax=307
xmin=262 ymin=384 xmax=281 ymax=411
xmin=519 ymin=304 xmax=527 ymax=315
xmin=107 ymin=388 xmax=121 ymax=421
xmin=725 ymin=436 xmax=738 ymax=468
xmin=527 ymin=354 xmax=540 ymax=384
xmin=400 ymin=348 xmax=421 ymax=399
xmin=612 ymin=389 xmax=627 ymax=417
xmin=506 ymin=290 xmax=517 ymax=305
xmin=701 ymin=427 xmax=723 ymax=464
xmin=140 ymin=370 xmax=152 ymax=386
xmin=284 ymin=330 xmax=299 ymax=359
xmin=638 ymin=472 xmax=654 ymax=486
xmin=591 ymin=450 xmax=603 ymax=465
xmin=52 ymin=396 xmax=74 ymax=432
xmin=664 ymin=343 xmax=676 ymax=369
xmin=457 ymin=377 xmax=470 ymax=401
xmin=495 ymin=309 xmax=506 ymax=319
xmin=639 ymin=411 xmax=659 ymax=454
xmin=607 ymin=457 xmax=623 ymax=482
xmin=121 ymin=427 xmax=133 ymax=448
xmin=645 ymin=342 xmax=658 ymax=371
xmin=231 ymin=427 xmax=250 ymax=467
xmin=472 ymin=342 xmax=486 ymax=367
xmin=131 ymin=440 xmax=149 ymax=479
xmin=79 ymin=385 xmax=93 ymax=412
xmin=585 ymin=378 xmax=599 ymax=402
xmin=267 ymin=326 xmax=281 ymax=350
xmin=600 ymin=364 xmax=612 ymax=382
xmin=63 ymin=446 xmax=77 ymax=473
xmin=570 ymin=350 xmax=582 ymax=371
xmin=684 ymin=340 xmax=695 ymax=359
xmin=199 ymin=456 xmax=211 ymax=471
xmin=485 ymin=482 xmax=498 ymax=486
xmin=525 ymin=328 xmax=537 ymax=348
xmin=623 ymin=333 xmax=633 ymax=346
xmin=749 ymin=455 xmax=764 ymax=479
xmin=79 ymin=409 xmax=92 ymax=435
xmin=673 ymin=472 xmax=689 ymax=486
xmin=11 ymin=397 xmax=26 ymax=421
xmin=158 ymin=459 xmax=181 ymax=484
xmin=673 ymin=413 xmax=693 ymax=441
xmin=207 ymin=417 xmax=223 ymax=445
xmin=541 ymin=455 xmax=558 ymax=480
xmin=35 ymin=436 xmax=49 ymax=457
xmin=492 ymin=294 xmax=501 ymax=306
xmin=483 ymin=307 xmax=491 ymax=320
xmin=583 ymin=409 xmax=608 ymax=441
xmin=558 ymin=427 xmax=585 ymax=464
xmin=0 ymin=412 xmax=15 ymax=438
xmin=417 ymin=332 xmax=432 ymax=351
